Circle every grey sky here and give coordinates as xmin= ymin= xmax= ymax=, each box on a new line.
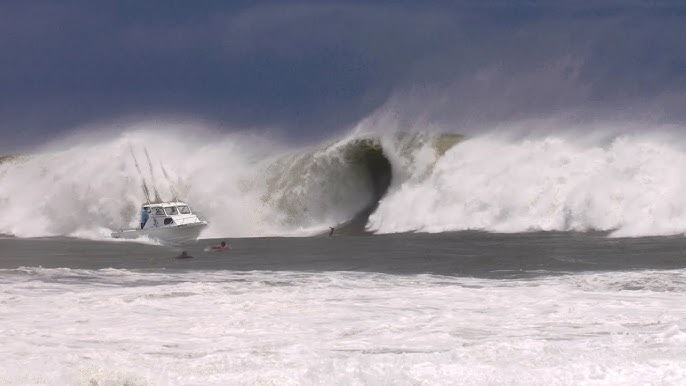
xmin=1 ymin=1 xmax=685 ymax=151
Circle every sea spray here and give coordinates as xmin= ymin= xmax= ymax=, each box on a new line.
xmin=0 ymin=131 xmax=270 ymax=238
xmin=0 ymin=142 xmax=141 ymax=237
xmin=369 ymin=133 xmax=686 ymax=237
xmin=128 ymin=145 xmax=152 ymax=204
xmin=143 ymin=147 xmax=162 ymax=203
xmin=0 ymin=129 xmax=438 ymax=238
xmin=4 ymin=126 xmax=686 ymax=239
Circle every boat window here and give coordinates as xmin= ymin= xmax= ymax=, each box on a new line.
xmin=154 ymin=207 xmax=165 ymax=215
xmin=178 ymin=206 xmax=191 ymax=214
xmin=167 ymin=206 xmax=179 ymax=215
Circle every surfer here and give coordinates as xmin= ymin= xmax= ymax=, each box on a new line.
xmin=176 ymin=251 xmax=194 ymax=259
xmin=210 ymin=241 xmax=230 ymax=252
xmin=329 ymin=227 xmax=334 ymax=237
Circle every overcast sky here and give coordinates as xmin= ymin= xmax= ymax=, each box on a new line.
xmin=2 ymin=1 xmax=685 ymax=151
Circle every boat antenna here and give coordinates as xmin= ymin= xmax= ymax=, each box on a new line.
xmin=159 ymin=161 xmax=179 ymax=202
xmin=143 ymin=147 xmax=162 ymax=203
xmin=129 ymin=145 xmax=151 ymax=205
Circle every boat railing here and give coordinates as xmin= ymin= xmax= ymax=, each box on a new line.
xmin=172 ymin=216 xmax=205 ymax=225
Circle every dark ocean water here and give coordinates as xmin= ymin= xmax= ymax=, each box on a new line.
xmin=2 ymin=231 xmax=686 ymax=277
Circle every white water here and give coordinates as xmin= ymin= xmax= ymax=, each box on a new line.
xmin=0 ymin=126 xmax=383 ymax=239
xmin=370 ymin=133 xmax=686 ymax=237
xmin=1 ymin=268 xmax=685 ymax=384
xmin=4 ymin=124 xmax=686 ymax=239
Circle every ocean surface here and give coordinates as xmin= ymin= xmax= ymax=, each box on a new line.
xmin=4 ymin=129 xmax=686 ymax=383
xmin=2 ymin=231 xmax=686 ymax=385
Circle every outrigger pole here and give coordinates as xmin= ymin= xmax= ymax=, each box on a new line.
xmin=143 ymin=147 xmax=162 ymax=203
xmin=129 ymin=145 xmax=151 ymax=205
xmin=159 ymin=162 xmax=179 ymax=202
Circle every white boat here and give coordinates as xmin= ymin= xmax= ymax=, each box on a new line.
xmin=112 ymin=201 xmax=208 ymax=245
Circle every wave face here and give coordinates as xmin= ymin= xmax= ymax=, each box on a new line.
xmin=3 ymin=127 xmax=686 ymax=239
xmin=0 ymin=129 xmax=455 ymax=238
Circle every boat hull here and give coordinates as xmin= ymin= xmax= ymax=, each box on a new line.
xmin=112 ymin=221 xmax=207 ymax=245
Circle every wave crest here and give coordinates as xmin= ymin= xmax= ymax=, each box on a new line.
xmin=369 ymin=134 xmax=686 ymax=237
xmin=4 ymin=128 xmax=686 ymax=239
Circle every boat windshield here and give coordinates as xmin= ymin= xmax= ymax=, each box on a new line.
xmin=167 ymin=206 xmax=179 ymax=215
xmin=153 ymin=207 xmax=165 ymax=216
xmin=178 ymin=206 xmax=191 ymax=214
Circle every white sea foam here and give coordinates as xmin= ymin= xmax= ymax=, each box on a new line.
xmin=0 ymin=268 xmax=685 ymax=384
xmin=0 ymin=124 xmax=382 ymax=239
xmin=4 ymin=122 xmax=686 ymax=239
xmin=370 ymin=131 xmax=686 ymax=236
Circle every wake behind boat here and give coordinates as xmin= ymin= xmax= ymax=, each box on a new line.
xmin=112 ymin=201 xmax=207 ymax=245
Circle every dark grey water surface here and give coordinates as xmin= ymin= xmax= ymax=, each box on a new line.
xmin=1 ymin=232 xmax=686 ymax=278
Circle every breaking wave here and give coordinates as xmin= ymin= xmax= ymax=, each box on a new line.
xmin=0 ymin=127 xmax=459 ymax=239
xmin=370 ymin=132 xmax=686 ymax=237
xmin=2 ymin=124 xmax=686 ymax=239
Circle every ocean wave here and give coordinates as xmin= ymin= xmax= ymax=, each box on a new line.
xmin=3 ymin=126 xmax=686 ymax=238
xmin=370 ymin=132 xmax=686 ymax=237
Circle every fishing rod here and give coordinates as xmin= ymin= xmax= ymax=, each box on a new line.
xmin=128 ymin=145 xmax=151 ymax=205
xmin=160 ymin=161 xmax=179 ymax=202
xmin=143 ymin=147 xmax=162 ymax=203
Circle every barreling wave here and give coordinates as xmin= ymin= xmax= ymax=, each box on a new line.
xmin=253 ymin=132 xmax=462 ymax=235
xmin=3 ymin=126 xmax=686 ymax=239
xmin=0 ymin=129 xmax=460 ymax=239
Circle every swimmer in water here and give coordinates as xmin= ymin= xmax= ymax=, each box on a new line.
xmin=176 ymin=251 xmax=194 ymax=259
xmin=209 ymin=241 xmax=230 ymax=252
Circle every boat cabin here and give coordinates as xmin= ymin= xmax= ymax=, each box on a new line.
xmin=140 ymin=201 xmax=202 ymax=229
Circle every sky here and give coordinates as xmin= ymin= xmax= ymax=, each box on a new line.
xmin=1 ymin=1 xmax=685 ymax=151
